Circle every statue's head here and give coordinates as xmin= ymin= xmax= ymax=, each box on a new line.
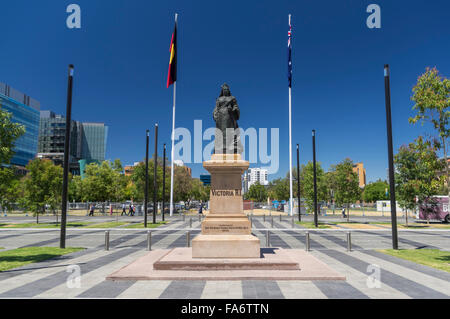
xmin=220 ymin=83 xmax=231 ymax=97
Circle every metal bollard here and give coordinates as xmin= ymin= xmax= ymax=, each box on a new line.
xmin=305 ymin=232 xmax=310 ymax=252
xmin=199 ymin=214 xmax=201 ymax=222
xmin=105 ymin=231 xmax=110 ymax=251
xmin=291 ymin=217 xmax=294 ymax=228
xmin=147 ymin=231 xmax=152 ymax=251
xmin=190 ymin=217 xmax=192 ymax=228
xmin=186 ymin=231 xmax=191 ymax=247
xmin=280 ymin=214 xmax=282 ymax=222
xmin=263 ymin=214 xmax=266 ymax=222
xmin=182 ymin=213 xmax=185 ymax=222
xmin=347 ymin=232 xmax=352 ymax=252
xmin=271 ymin=216 xmax=274 ymax=228
xmin=266 ymin=230 xmax=270 ymax=247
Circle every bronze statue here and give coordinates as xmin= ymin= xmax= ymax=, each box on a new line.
xmin=213 ymin=84 xmax=242 ymax=154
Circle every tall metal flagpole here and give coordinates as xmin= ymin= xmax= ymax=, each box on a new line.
xmin=169 ymin=13 xmax=178 ymax=217
xmin=288 ymin=14 xmax=294 ymax=217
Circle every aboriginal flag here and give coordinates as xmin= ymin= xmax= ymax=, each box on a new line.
xmin=167 ymin=23 xmax=177 ymax=88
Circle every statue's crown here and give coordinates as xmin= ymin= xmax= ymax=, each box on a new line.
xmin=221 ymin=83 xmax=230 ymax=90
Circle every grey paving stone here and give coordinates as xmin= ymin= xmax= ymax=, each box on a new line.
xmin=242 ymin=280 xmax=284 ymax=299
xmin=0 ymin=248 xmax=138 ymax=298
xmin=77 ymin=280 xmax=136 ymax=298
xmin=314 ymin=281 xmax=370 ymax=299
xmin=159 ymin=280 xmax=206 ymax=299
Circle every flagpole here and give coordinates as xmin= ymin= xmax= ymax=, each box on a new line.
xmin=170 ymin=81 xmax=176 ymax=216
xmin=288 ymin=14 xmax=294 ymax=216
xmin=169 ymin=13 xmax=178 ymax=217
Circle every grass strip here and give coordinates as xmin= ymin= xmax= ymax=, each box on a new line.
xmin=378 ymin=249 xmax=450 ymax=273
xmin=0 ymin=247 xmax=84 ymax=272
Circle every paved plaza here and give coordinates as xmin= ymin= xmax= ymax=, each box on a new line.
xmin=0 ymin=215 xmax=449 ymax=299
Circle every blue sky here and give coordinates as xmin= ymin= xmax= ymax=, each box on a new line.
xmin=1 ymin=0 xmax=449 ymax=181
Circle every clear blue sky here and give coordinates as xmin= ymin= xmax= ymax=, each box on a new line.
xmin=1 ymin=0 xmax=449 ymax=181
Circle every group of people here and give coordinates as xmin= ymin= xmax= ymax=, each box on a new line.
xmin=87 ymin=203 xmax=136 ymax=216
xmin=121 ymin=204 xmax=136 ymax=216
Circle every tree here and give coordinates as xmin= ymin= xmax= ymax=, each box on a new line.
xmin=267 ymin=178 xmax=290 ymax=201
xmin=245 ymin=182 xmax=268 ymax=202
xmin=0 ymin=107 xmax=25 ymax=166
xmin=130 ymin=157 xmax=169 ymax=204
xmin=82 ymin=160 xmax=128 ymax=211
xmin=0 ymin=107 xmax=25 ymax=215
xmin=363 ymin=181 xmax=389 ymax=203
xmin=300 ymin=161 xmax=328 ymax=213
xmin=20 ymin=159 xmax=64 ymax=223
xmin=0 ymin=167 xmax=20 ymax=214
xmin=332 ymin=158 xmax=361 ymax=221
xmin=409 ymin=67 xmax=450 ymax=199
xmin=395 ymin=136 xmax=445 ymax=225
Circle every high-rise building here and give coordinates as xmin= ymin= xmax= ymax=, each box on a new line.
xmin=81 ymin=123 xmax=108 ymax=162
xmin=352 ymin=162 xmax=366 ymax=188
xmin=0 ymin=82 xmax=40 ymax=168
xmin=247 ymin=168 xmax=269 ymax=188
xmin=38 ymin=111 xmax=108 ymax=175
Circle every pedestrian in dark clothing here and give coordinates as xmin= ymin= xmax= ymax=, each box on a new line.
xmin=121 ymin=204 xmax=127 ymax=216
xmin=129 ymin=205 xmax=133 ymax=216
xmin=198 ymin=202 xmax=203 ymax=215
xmin=89 ymin=205 xmax=95 ymax=217
xmin=342 ymin=207 xmax=346 ymax=218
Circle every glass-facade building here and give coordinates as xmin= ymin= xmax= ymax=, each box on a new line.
xmin=0 ymin=83 xmax=40 ymax=167
xmin=81 ymin=123 xmax=108 ymax=162
xmin=37 ymin=112 xmax=108 ymax=175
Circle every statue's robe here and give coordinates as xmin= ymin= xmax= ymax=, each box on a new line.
xmin=213 ymin=96 xmax=242 ymax=154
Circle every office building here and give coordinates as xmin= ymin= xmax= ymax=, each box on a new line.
xmin=38 ymin=111 xmax=108 ymax=175
xmin=200 ymin=174 xmax=211 ymax=186
xmin=247 ymin=168 xmax=269 ymax=188
xmin=0 ymin=82 xmax=40 ymax=168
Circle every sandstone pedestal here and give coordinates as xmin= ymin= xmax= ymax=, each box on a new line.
xmin=192 ymin=154 xmax=260 ymax=258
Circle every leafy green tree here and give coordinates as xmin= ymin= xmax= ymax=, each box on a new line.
xmin=409 ymin=67 xmax=450 ymax=198
xmin=245 ymin=182 xmax=268 ymax=202
xmin=267 ymin=178 xmax=290 ymax=201
xmin=189 ymin=178 xmax=210 ymax=204
xmin=362 ymin=181 xmax=389 ymax=203
xmin=0 ymin=107 xmax=25 ymax=166
xmin=20 ymin=159 xmax=64 ymax=223
xmin=395 ymin=136 xmax=445 ymax=224
xmin=300 ymin=161 xmax=328 ymax=213
xmin=82 ymin=161 xmax=128 ymax=211
xmin=332 ymin=158 xmax=361 ymax=221
xmin=0 ymin=167 xmax=21 ymax=214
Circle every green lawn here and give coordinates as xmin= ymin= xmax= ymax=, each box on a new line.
xmin=295 ymin=221 xmax=332 ymax=229
xmin=0 ymin=247 xmax=84 ymax=272
xmin=0 ymin=222 xmax=91 ymax=228
xmin=379 ymin=249 xmax=450 ymax=273
xmin=123 ymin=221 xmax=168 ymax=228
xmin=84 ymin=221 xmax=129 ymax=228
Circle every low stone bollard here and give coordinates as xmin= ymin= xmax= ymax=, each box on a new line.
xmin=105 ymin=231 xmax=110 ymax=251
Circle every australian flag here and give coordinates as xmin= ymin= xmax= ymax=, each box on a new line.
xmin=287 ymin=17 xmax=292 ymax=88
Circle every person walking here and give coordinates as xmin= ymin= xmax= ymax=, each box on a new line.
xmin=198 ymin=202 xmax=203 ymax=215
xmin=89 ymin=204 xmax=95 ymax=217
xmin=341 ymin=207 xmax=346 ymax=218
xmin=128 ymin=204 xmax=133 ymax=216
xmin=121 ymin=203 xmax=127 ymax=216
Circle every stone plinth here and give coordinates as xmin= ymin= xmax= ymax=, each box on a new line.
xmin=192 ymin=154 xmax=261 ymax=258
